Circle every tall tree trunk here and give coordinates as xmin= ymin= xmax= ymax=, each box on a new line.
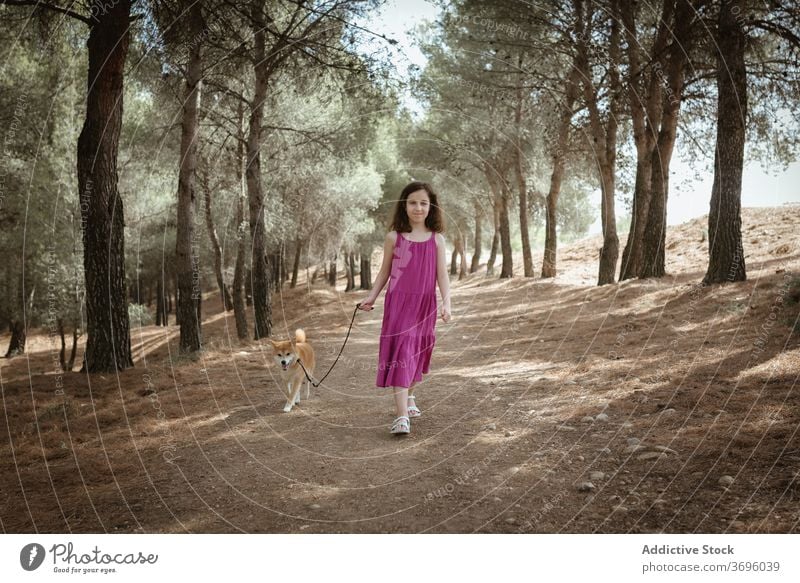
xmin=514 ymin=71 xmax=534 ymax=278
xmin=639 ymin=137 xmax=670 ymax=278
xmin=458 ymin=222 xmax=467 ymax=280
xmin=328 ymin=254 xmax=337 ymax=287
xmin=345 ymin=251 xmax=354 ymax=291
xmin=597 ymin=166 xmax=620 ymax=285
xmin=281 ymin=247 xmax=289 ymax=287
xmin=68 ymin=323 xmax=79 ymax=371
xmin=620 ymin=153 xmax=656 ymax=279
xmin=245 ymin=267 xmax=253 ymax=306
xmin=172 ymin=272 xmax=179 ymax=325
xmin=602 ymin=0 xmax=621 ymax=285
xmin=576 ymin=0 xmax=620 ymax=285
xmin=486 ymin=165 xmax=514 ymax=279
xmin=542 ymin=67 xmax=580 ymax=279
xmin=350 ymin=251 xmax=356 ymax=290
xmin=290 ymin=237 xmax=302 ymax=288
xmin=247 ymin=1 xmax=272 ymax=340
xmin=203 ymin=183 xmax=233 ymax=311
xmin=166 ymin=276 xmax=172 ymax=319
xmin=470 ymin=199 xmax=482 ymax=273
xmin=233 ymin=195 xmax=249 ymax=339
xmin=487 ymin=194 xmax=500 ymax=276
xmin=639 ymin=0 xmax=695 ymax=279
xmin=360 ymin=244 xmax=372 ymax=289
xmin=270 ymin=249 xmax=281 ymax=292
xmin=703 ymin=0 xmax=747 ymax=284
xmin=499 ymin=177 xmax=513 ymax=279
xmin=232 ymin=101 xmax=249 ymax=339
xmin=618 ymin=0 xmax=674 ymax=280
xmin=5 ymin=320 xmax=26 ymax=358
xmin=450 ymin=247 xmax=458 ymax=275
xmin=78 ymin=0 xmax=134 ymax=372
xmin=58 ymin=319 xmax=69 ymax=371
xmin=156 ymin=275 xmax=166 ymax=326
xmin=5 ymin=269 xmax=26 ymax=357
xmin=175 ymin=1 xmax=203 ymax=353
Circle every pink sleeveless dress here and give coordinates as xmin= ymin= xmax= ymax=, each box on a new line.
xmin=376 ymin=231 xmax=438 ymax=388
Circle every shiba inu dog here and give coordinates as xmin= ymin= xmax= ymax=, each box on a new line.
xmin=270 ymin=329 xmax=316 ymax=412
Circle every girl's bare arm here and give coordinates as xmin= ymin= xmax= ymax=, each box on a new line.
xmin=358 ymin=232 xmax=396 ymax=309
xmin=435 ymin=233 xmax=451 ymax=322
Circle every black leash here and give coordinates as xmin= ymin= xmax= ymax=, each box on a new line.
xmin=296 ymin=303 xmax=365 ymax=388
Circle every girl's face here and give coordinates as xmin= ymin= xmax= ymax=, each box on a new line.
xmin=405 ymin=189 xmax=430 ymax=225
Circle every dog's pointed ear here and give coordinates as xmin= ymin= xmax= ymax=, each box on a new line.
xmin=269 ymin=339 xmax=278 ymax=348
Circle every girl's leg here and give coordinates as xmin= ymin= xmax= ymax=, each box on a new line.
xmin=408 ymin=382 xmax=422 ymax=418
xmin=408 ymin=381 xmax=417 ymax=398
xmin=393 ymin=386 xmax=409 ymax=418
xmin=407 ymin=381 xmax=421 ymax=417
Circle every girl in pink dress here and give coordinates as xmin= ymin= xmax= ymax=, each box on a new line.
xmin=359 ymin=182 xmax=452 ymax=435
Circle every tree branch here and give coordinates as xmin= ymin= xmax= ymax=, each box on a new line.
xmin=0 ymin=0 xmax=92 ymax=25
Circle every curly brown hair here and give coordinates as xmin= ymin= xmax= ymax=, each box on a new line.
xmin=389 ymin=181 xmax=445 ymax=234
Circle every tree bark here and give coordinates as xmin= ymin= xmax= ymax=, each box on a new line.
xmin=156 ymin=275 xmax=166 ymax=326
xmin=233 ymin=193 xmax=249 ymax=339
xmin=5 ymin=269 xmax=26 ymax=357
xmin=55 ymin=314 xmax=79 ymax=371
xmin=78 ymin=0 xmax=134 ymax=372
xmin=470 ymin=199 xmax=482 ymax=273
xmin=245 ymin=267 xmax=253 ymax=306
xmin=203 ymin=183 xmax=233 ymax=311
xmin=247 ymin=1 xmax=272 ymax=340
xmin=576 ymin=0 xmax=620 ymax=285
xmin=58 ymin=319 xmax=78 ymax=372
xmin=345 ymin=251 xmax=356 ymax=291
xmin=457 ymin=222 xmax=467 ymax=280
xmin=173 ymin=272 xmax=180 ymax=326
xmin=68 ymin=324 xmax=78 ymax=371
xmin=5 ymin=320 xmax=26 ymax=358
xmin=281 ymin=247 xmax=289 ymax=287
xmin=703 ymin=0 xmax=747 ymax=284
xmin=449 ymin=221 xmax=467 ymax=279
xmin=59 ymin=318 xmax=67 ymax=370
xmin=360 ymin=245 xmax=372 ymax=290
xmin=487 ymin=193 xmax=500 ymax=277
xmin=499 ymin=176 xmax=513 ymax=279
xmin=328 ymin=254 xmax=337 ymax=287
xmin=639 ymin=0 xmax=695 ymax=279
xmin=269 ymin=249 xmax=281 ymax=292
xmin=232 ymin=100 xmax=249 ymax=339
xmin=485 ymin=164 xmax=513 ymax=279
xmin=165 ymin=275 xmax=170 ymax=316
xmin=618 ymin=0 xmax=674 ymax=280
xmin=514 ymin=71 xmax=534 ymax=278
xmin=597 ymin=165 xmax=620 ymax=286
xmin=175 ymin=1 xmax=203 ymax=353
xmin=542 ymin=67 xmax=580 ymax=279
xmin=290 ymin=238 xmax=302 ymax=288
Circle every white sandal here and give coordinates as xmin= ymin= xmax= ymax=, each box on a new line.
xmin=407 ymin=395 xmax=421 ymax=418
xmin=390 ymin=416 xmax=411 ymax=435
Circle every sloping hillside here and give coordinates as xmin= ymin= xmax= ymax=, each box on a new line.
xmin=1 ymin=206 xmax=798 ymax=533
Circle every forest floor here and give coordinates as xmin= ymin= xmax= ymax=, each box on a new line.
xmin=2 ymin=207 xmax=800 ymax=533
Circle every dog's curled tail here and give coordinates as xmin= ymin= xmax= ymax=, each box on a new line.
xmin=295 ymin=329 xmax=306 ymax=344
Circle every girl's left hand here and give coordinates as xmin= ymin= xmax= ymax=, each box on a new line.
xmin=440 ymin=307 xmax=451 ymax=323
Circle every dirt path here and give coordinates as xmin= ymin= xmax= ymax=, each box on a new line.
xmin=2 ymin=208 xmax=799 ymax=533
